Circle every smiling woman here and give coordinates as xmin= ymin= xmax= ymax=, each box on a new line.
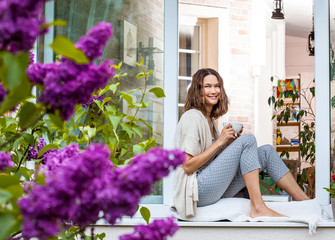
xmin=173 ymin=68 xmax=310 ymax=219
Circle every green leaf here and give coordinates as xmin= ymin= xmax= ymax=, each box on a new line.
xmin=120 ymin=148 xmax=127 ymax=157
xmin=136 ymin=57 xmax=144 ymax=66
xmin=0 ymin=72 xmax=32 ymax=115
xmin=133 ymin=144 xmax=145 ymax=155
xmin=0 ymin=175 xmax=20 ymax=188
xmin=136 ymin=72 xmax=145 ymax=79
xmin=106 ymin=112 xmax=123 ymax=131
xmin=41 ymin=19 xmax=67 ymax=30
xmin=270 ymin=76 xmax=274 ymax=82
xmin=0 ymin=51 xmax=29 ymax=91
xmin=120 ymin=92 xmax=133 ymax=105
xmin=131 ymin=124 xmax=143 ymax=137
xmin=0 ymin=213 xmax=16 ymax=240
xmin=47 ymin=112 xmax=64 ymax=129
xmin=21 ymin=133 xmax=34 ymax=145
xmin=37 ymin=143 xmax=59 ymax=158
xmin=50 ymin=36 xmax=89 ymax=64
xmin=118 ymin=61 xmax=123 ymax=69
xmin=121 ymin=123 xmax=133 ymax=138
xmin=0 ymin=189 xmax=11 ymax=205
xmin=148 ymin=87 xmax=166 ymax=98
xmin=109 ymin=83 xmax=120 ymax=94
xmin=139 ymin=118 xmax=153 ymax=134
xmin=134 ymin=102 xmax=151 ymax=108
xmin=18 ymin=102 xmax=40 ymax=129
xmin=140 ymin=206 xmax=151 ymax=224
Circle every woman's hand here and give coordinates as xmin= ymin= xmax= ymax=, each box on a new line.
xmin=217 ymin=124 xmax=236 ymax=147
xmin=237 ymin=126 xmax=244 ymax=137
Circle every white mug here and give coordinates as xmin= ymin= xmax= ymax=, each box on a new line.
xmin=223 ymin=122 xmax=243 ymax=134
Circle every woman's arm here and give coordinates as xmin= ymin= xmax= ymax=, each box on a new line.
xmin=183 ymin=124 xmax=237 ymax=175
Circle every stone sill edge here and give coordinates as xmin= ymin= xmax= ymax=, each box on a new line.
xmin=94 ymin=220 xmax=335 ymax=228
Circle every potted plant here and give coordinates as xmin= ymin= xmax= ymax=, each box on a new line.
xmin=324 ymin=173 xmax=335 ymax=221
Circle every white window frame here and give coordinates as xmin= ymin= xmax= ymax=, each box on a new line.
xmin=43 ymin=0 xmax=335 ymax=223
xmin=315 ymin=0 xmax=331 ymax=211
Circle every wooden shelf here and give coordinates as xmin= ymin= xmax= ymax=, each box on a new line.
xmin=277 ymin=121 xmax=300 ymax=126
xmin=276 ymin=145 xmax=300 ymax=152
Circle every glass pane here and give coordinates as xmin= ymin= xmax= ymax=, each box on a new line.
xmin=178 ymin=106 xmax=185 ymax=121
xmin=179 ymin=52 xmax=199 ymax=77
xmin=178 ymin=80 xmax=191 ymax=104
xmin=54 ymin=0 xmax=165 ymax=202
xmin=330 ymin=0 xmax=335 ymax=181
xmin=179 ymin=25 xmax=200 ymax=50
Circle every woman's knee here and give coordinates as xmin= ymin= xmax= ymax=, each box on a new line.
xmin=239 ymin=133 xmax=256 ymax=144
xmin=259 ymin=144 xmax=275 ymax=153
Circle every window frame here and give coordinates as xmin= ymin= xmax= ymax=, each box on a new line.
xmin=43 ymin=0 xmax=334 ymax=222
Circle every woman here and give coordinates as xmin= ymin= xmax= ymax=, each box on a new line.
xmin=173 ymin=68 xmax=309 ymax=219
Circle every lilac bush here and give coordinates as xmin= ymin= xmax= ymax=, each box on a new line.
xmin=26 ymin=22 xmax=115 ymax=120
xmin=0 ymin=151 xmax=13 ymax=171
xmin=119 ymin=217 xmax=179 ymax=240
xmin=102 ymin=148 xmax=186 ymax=224
xmin=18 ymin=145 xmax=185 ymax=239
xmin=0 ymin=0 xmax=49 ymax=53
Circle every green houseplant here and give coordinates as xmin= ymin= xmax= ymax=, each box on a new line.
xmin=268 ymin=76 xmax=315 ymax=196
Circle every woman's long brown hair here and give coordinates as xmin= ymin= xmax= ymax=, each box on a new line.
xmin=184 ymin=68 xmax=229 ymax=119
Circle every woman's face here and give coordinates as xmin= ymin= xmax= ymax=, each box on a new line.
xmin=202 ymin=74 xmax=221 ymax=110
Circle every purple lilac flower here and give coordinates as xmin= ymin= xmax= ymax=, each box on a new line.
xmin=26 ymin=22 xmax=114 ymax=120
xmin=29 ymin=51 xmax=35 ymax=65
xmin=76 ymin=22 xmax=113 ymax=61
xmin=0 ymin=152 xmax=13 ymax=171
xmin=82 ymin=95 xmax=105 ymax=108
xmin=0 ymin=0 xmax=49 ymax=53
xmin=0 ymin=83 xmax=6 ymax=105
xmin=18 ymin=145 xmax=185 ymax=239
xmin=27 ymin=138 xmax=56 ymax=162
xmin=101 ymin=148 xmax=186 ymax=224
xmin=119 ymin=217 xmax=179 ymax=240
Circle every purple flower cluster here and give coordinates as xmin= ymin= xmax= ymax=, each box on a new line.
xmin=0 ymin=83 xmax=6 ymax=105
xmin=29 ymin=51 xmax=35 ymax=65
xmin=119 ymin=217 xmax=179 ymax=240
xmin=26 ymin=22 xmax=115 ymax=120
xmin=82 ymin=95 xmax=105 ymax=108
xmin=0 ymin=152 xmax=13 ymax=171
xmin=18 ymin=145 xmax=185 ymax=239
xmin=27 ymin=138 xmax=57 ymax=163
xmin=0 ymin=0 xmax=49 ymax=53
xmin=102 ymin=148 xmax=186 ymax=224
xmin=82 ymin=94 xmax=107 ymax=116
xmin=76 ymin=22 xmax=113 ymax=61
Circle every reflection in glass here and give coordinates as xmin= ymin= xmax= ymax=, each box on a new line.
xmin=52 ymin=0 xmax=164 ymax=201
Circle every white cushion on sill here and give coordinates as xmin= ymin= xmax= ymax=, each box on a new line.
xmin=171 ymin=198 xmax=329 ymax=234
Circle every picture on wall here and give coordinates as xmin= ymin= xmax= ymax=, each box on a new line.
xmin=122 ymin=20 xmax=137 ymax=66
xmin=277 ymin=78 xmax=300 ymax=98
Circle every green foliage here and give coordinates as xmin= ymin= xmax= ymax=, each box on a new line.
xmin=324 ymin=182 xmax=335 ymax=198
xmin=50 ymin=36 xmax=89 ymax=64
xmin=0 ymin=32 xmax=162 ymax=239
xmin=139 ymin=206 xmax=151 ymax=224
xmin=268 ymin=77 xmax=315 ymax=165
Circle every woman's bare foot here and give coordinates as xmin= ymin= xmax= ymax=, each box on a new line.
xmin=250 ymin=204 xmax=287 ymax=218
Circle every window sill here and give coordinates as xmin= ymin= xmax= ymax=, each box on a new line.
xmin=95 ymin=219 xmax=335 ymax=228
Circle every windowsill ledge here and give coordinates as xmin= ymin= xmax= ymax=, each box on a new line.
xmin=95 ymin=218 xmax=335 ymax=228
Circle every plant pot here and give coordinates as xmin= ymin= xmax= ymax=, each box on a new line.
xmin=332 ymin=198 xmax=335 ymax=221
